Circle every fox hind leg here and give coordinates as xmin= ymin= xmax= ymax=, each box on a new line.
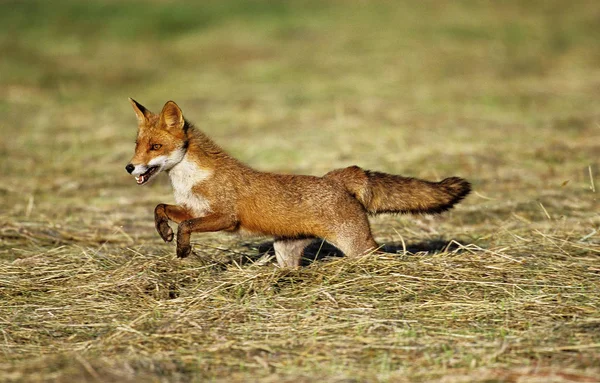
xmin=325 ymin=215 xmax=379 ymax=258
xmin=273 ymin=238 xmax=313 ymax=268
xmin=330 ymin=234 xmax=379 ymax=258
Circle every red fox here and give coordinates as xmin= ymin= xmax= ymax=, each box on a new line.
xmin=125 ymin=99 xmax=471 ymax=268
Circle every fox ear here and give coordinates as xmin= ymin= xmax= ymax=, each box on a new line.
xmin=159 ymin=100 xmax=184 ymax=131
xmin=129 ymin=98 xmax=153 ymax=124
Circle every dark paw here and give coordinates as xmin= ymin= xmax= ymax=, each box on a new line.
xmin=176 ymin=244 xmax=192 ymax=258
xmin=156 ymin=220 xmax=174 ymax=242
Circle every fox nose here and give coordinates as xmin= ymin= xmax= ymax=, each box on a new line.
xmin=125 ymin=164 xmax=135 ymax=174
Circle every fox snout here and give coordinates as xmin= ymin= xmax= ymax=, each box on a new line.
xmin=125 ymin=161 xmax=162 ymax=185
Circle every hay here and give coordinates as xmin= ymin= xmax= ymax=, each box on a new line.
xmin=1 ymin=216 xmax=599 ymax=381
xmin=2 ymin=0 xmax=600 ymax=380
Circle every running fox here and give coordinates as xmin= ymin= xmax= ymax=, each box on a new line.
xmin=125 ymin=99 xmax=471 ymax=267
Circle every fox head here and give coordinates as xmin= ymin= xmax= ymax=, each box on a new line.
xmin=125 ymin=99 xmax=189 ymax=185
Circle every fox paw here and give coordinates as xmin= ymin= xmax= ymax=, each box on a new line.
xmin=156 ymin=221 xmax=174 ymax=242
xmin=176 ymin=244 xmax=192 ymax=258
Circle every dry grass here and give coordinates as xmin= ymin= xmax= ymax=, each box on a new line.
xmin=1 ymin=0 xmax=600 ymax=382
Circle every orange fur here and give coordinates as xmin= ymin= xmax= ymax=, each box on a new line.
xmin=126 ymin=100 xmax=471 ymax=268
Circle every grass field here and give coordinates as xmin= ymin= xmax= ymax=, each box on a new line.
xmin=1 ymin=0 xmax=600 ymax=381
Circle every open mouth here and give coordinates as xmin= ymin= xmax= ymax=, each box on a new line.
xmin=135 ymin=166 xmax=159 ymax=185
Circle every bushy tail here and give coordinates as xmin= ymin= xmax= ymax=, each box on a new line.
xmin=325 ymin=166 xmax=471 ymax=215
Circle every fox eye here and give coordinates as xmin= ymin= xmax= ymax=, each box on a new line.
xmin=150 ymin=144 xmax=162 ymax=151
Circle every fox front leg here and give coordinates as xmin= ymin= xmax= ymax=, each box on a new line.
xmin=176 ymin=213 xmax=238 ymax=258
xmin=154 ymin=204 xmax=193 ymax=243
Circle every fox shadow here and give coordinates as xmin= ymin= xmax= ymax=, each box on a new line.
xmin=237 ymin=238 xmax=461 ymax=267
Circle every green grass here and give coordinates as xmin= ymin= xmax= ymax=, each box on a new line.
xmin=1 ymin=0 xmax=600 ymax=382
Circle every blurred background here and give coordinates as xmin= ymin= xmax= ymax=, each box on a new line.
xmin=2 ymin=2 xmax=600 ymax=381
xmin=1 ymin=0 xmax=599 ymax=231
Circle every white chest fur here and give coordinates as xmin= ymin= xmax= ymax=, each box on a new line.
xmin=168 ymin=157 xmax=213 ymax=217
